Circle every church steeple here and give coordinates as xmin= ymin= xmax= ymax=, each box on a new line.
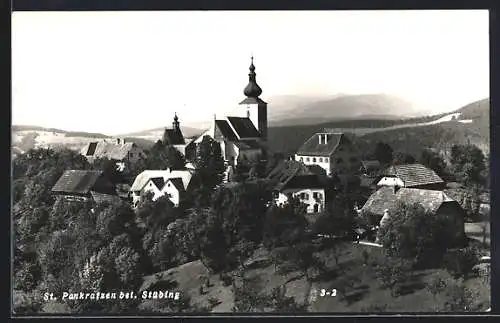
xmin=243 ymin=56 xmax=263 ymax=98
xmin=172 ymin=112 xmax=180 ymax=131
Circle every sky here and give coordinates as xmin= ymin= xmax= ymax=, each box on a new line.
xmin=12 ymin=10 xmax=489 ymax=135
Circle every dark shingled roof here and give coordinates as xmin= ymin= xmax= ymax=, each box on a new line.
xmin=227 ymin=117 xmax=261 ymax=139
xmin=214 ymin=120 xmax=238 ymax=141
xmin=52 ymin=170 xmax=104 ymax=194
xmin=163 ymin=128 xmax=185 ymax=145
xmin=284 ymin=175 xmax=325 ymax=189
xmin=168 ymin=177 xmax=186 ymax=193
xmin=381 ymin=164 xmax=444 ymax=188
xmin=150 ymin=177 xmax=165 ymax=190
xmin=361 ymin=186 xmax=456 ymax=217
xmin=267 ymin=160 xmax=316 ymax=191
xmin=90 ymin=191 xmax=121 ymax=204
xmin=82 ymin=141 xmax=139 ymax=160
xmin=296 ymin=133 xmax=345 ymax=156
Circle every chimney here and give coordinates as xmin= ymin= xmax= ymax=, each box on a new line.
xmin=116 ymin=138 xmax=121 ymax=144
xmin=324 ymin=134 xmax=328 ymax=144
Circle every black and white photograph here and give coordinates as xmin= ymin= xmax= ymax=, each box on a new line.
xmin=11 ymin=10 xmax=491 ymax=314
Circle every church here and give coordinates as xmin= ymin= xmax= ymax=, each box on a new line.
xmin=193 ymin=57 xmax=268 ymax=168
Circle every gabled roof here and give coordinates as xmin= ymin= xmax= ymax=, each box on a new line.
xmin=227 ymin=117 xmax=261 ymax=139
xmin=296 ymin=133 xmax=345 ymax=156
xmin=381 ymin=164 xmax=444 ymax=187
xmin=81 ymin=141 xmax=140 ymax=161
xmin=214 ymin=120 xmax=238 ymax=141
xmin=52 ymin=170 xmax=104 ymax=194
xmin=283 ymin=175 xmax=325 ymax=190
xmin=90 ymin=191 xmax=121 ymax=204
xmin=150 ymin=177 xmax=165 ymax=190
xmin=130 ymin=169 xmax=193 ymax=192
xmin=167 ymin=177 xmax=186 ymax=193
xmin=267 ymin=160 xmax=316 ymax=191
xmin=163 ymin=128 xmax=185 ymax=145
xmin=361 ymin=186 xmax=458 ymax=216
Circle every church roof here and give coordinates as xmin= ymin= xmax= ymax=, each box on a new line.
xmin=239 ymin=97 xmax=267 ymax=105
xmin=215 ymin=120 xmax=238 ymax=141
xmin=163 ymin=128 xmax=185 ymax=145
xmin=243 ymin=56 xmax=263 ymax=98
xmin=227 ymin=117 xmax=261 ymax=139
xmin=234 ymin=139 xmax=261 ymax=150
xmin=296 ymin=133 xmax=345 ymax=156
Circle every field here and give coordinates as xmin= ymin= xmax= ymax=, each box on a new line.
xmin=135 ymin=243 xmax=490 ymax=313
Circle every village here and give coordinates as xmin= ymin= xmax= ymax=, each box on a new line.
xmin=13 ymin=57 xmax=490 ymax=314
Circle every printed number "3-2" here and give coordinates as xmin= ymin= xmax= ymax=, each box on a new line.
xmin=320 ymin=289 xmax=337 ymax=296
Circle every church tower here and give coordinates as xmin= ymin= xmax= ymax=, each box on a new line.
xmin=239 ymin=56 xmax=268 ymax=140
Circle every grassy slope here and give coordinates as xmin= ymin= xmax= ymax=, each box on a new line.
xmin=137 ymin=243 xmax=490 ymax=313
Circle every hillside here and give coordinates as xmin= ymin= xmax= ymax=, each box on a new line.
xmin=11 ymin=126 xmax=155 ymax=156
xmin=269 ymin=94 xmax=418 ymax=127
xmin=117 ymin=126 xmax=203 ymax=142
xmin=267 ymin=98 xmax=489 ymax=157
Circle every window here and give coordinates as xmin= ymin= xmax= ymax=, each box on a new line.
xmin=325 ymin=158 xmax=329 ymax=163
xmin=312 ymin=157 xmax=317 ymax=162
xmin=306 ymin=157 xmax=310 ymax=162
xmin=302 ymin=193 xmax=309 ymax=200
xmin=319 ymin=157 xmax=323 ymax=162
xmin=272 ymin=191 xmax=279 ymax=199
xmin=313 ymin=192 xmax=318 ymax=199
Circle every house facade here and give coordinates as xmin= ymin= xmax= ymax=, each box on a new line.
xmin=268 ymin=160 xmax=327 ymax=214
xmin=51 ymin=170 xmax=120 ymax=204
xmin=376 ymin=163 xmax=446 ymax=190
xmin=294 ymin=132 xmax=362 ymax=177
xmin=130 ymin=169 xmax=195 ymax=207
xmin=80 ymin=139 xmax=146 ymax=168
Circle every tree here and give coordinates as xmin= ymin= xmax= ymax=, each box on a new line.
xmin=164 ymin=146 xmax=186 ymax=170
xmin=312 ymin=192 xmax=355 ymax=236
xmin=92 ymin=157 xmax=123 ymax=184
xmin=262 ymin=203 xmax=309 ymax=250
xmin=391 ymin=151 xmax=416 ymax=165
xmin=377 ymin=202 xmax=455 ymax=267
xmin=374 ymin=142 xmax=394 ymax=165
xmin=450 ymin=144 xmax=486 ymax=187
xmin=419 ymin=148 xmax=448 ymax=179
xmin=192 ymin=136 xmax=225 ymax=206
xmin=375 ymin=256 xmax=411 ymax=297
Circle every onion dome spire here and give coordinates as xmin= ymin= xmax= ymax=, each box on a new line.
xmin=243 ymin=56 xmax=263 ymax=98
xmin=172 ymin=112 xmax=180 ymax=130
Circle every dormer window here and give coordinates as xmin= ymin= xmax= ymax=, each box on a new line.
xmin=312 ymin=157 xmax=317 ymax=162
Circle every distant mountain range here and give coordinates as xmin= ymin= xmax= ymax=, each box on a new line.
xmin=11 ymin=96 xmax=489 ymax=159
xmin=267 ymin=94 xmax=420 ymax=127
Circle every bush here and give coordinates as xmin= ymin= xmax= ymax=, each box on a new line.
xmin=219 ymin=273 xmax=234 ymax=287
xmin=443 ymin=247 xmax=479 ymax=280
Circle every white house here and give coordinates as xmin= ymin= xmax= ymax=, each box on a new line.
xmin=267 ymin=160 xmax=327 ymax=214
xmin=129 ymin=169 xmax=195 ymax=207
xmin=192 ymin=57 xmax=268 ymax=168
xmin=376 ymin=163 xmax=446 ymax=190
xmin=294 ymin=132 xmax=361 ymax=177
